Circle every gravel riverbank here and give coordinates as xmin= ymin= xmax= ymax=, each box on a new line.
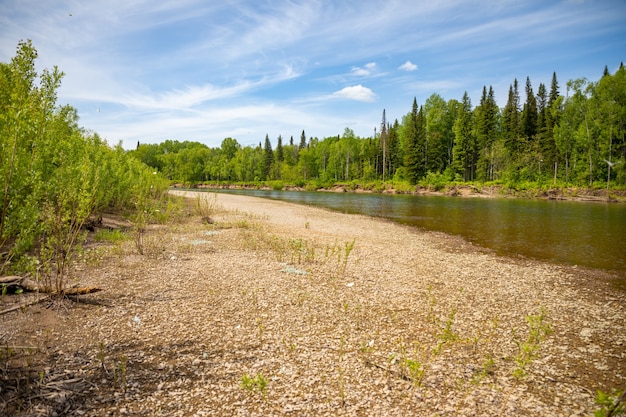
xmin=2 ymin=190 xmax=624 ymax=416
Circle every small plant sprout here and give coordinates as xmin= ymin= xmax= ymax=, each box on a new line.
xmin=403 ymin=357 xmax=424 ymax=386
xmin=434 ymin=307 xmax=459 ymax=355
xmin=240 ymin=372 xmax=268 ymax=395
xmin=113 ymin=355 xmax=128 ymax=392
xmin=512 ymin=307 xmax=552 ymax=379
xmin=97 ymin=342 xmax=109 ymax=376
xmin=471 ymin=354 xmax=495 ymax=385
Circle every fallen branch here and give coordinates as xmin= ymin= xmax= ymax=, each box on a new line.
xmin=0 ymin=275 xmax=22 ymax=284
xmin=0 ymin=295 xmax=48 ymax=315
xmin=1 ymin=276 xmax=103 ymax=296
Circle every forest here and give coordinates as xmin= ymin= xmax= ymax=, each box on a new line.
xmin=132 ymin=65 xmax=626 ymax=192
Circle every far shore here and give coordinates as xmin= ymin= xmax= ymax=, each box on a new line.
xmin=172 ymin=182 xmax=626 ymax=203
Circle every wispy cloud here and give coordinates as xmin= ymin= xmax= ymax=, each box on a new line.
xmin=351 ymin=62 xmax=377 ymax=76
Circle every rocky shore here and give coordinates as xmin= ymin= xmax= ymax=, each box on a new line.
xmin=2 ymin=190 xmax=624 ymax=416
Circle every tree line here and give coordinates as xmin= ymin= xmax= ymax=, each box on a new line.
xmin=1 ymin=41 xmax=169 ymax=281
xmin=133 ymin=65 xmax=626 ymax=190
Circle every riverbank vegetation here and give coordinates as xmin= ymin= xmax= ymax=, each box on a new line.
xmin=0 ymin=41 xmax=169 ymax=286
xmin=131 ymin=65 xmax=626 ymax=199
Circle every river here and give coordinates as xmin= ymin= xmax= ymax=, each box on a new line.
xmin=207 ymin=189 xmax=626 ymax=276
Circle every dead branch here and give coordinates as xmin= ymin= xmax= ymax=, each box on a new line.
xmin=0 ymin=276 xmax=21 ymax=284
xmin=0 ymin=295 xmax=48 ymax=315
xmin=0 ymin=276 xmax=103 ymax=297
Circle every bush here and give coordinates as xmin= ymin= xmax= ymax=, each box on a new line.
xmin=0 ymin=41 xmax=169 ymax=289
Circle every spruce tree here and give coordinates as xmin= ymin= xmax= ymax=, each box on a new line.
xmin=276 ymin=135 xmax=284 ymax=162
xmin=522 ymin=76 xmax=538 ymax=146
xmin=404 ymin=98 xmax=426 ymax=183
xmin=453 ymin=91 xmax=475 ymax=181
xmin=502 ymin=79 xmax=521 ymax=157
xmin=299 ymin=130 xmax=307 ymax=149
xmin=263 ymin=134 xmax=274 ymax=180
xmin=388 ymin=119 xmax=400 ymax=179
xmin=545 ymin=72 xmax=561 ymax=175
xmin=549 ymin=72 xmax=560 ymax=105
xmin=536 ymin=82 xmax=553 ymax=173
xmin=380 ymin=109 xmax=388 ymax=181
xmin=475 ymin=86 xmax=499 ymax=181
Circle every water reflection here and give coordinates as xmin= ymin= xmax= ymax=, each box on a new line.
xmin=211 ymin=189 xmax=626 ymax=275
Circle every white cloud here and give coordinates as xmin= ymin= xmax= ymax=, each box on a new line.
xmin=350 ymin=62 xmax=377 ymax=76
xmin=399 ymin=61 xmax=418 ymax=72
xmin=332 ymin=85 xmax=376 ymax=102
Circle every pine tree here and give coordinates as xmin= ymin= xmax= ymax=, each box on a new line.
xmin=475 ymin=86 xmax=499 ymax=181
xmin=380 ymin=109 xmax=388 ymax=181
xmin=453 ymin=91 xmax=475 ymax=181
xmin=299 ymin=130 xmax=307 ymax=149
xmin=276 ymin=135 xmax=284 ymax=162
xmin=522 ymin=76 xmax=538 ymax=146
xmin=263 ymin=134 xmax=274 ymax=180
xmin=404 ymin=98 xmax=427 ymax=183
xmin=502 ymin=79 xmax=521 ymax=157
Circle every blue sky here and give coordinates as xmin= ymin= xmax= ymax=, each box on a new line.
xmin=1 ymin=0 xmax=625 ymax=149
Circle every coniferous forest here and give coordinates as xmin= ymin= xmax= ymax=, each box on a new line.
xmin=132 ymin=65 xmax=626 ymax=193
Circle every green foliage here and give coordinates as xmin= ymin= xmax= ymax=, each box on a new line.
xmin=512 ymin=308 xmax=552 ymax=379
xmin=240 ymin=372 xmax=268 ymax=394
xmin=0 ymin=41 xmax=169 ymax=289
xmin=594 ymin=389 xmax=625 ymax=417
xmin=94 ymin=229 xmax=128 ymax=243
xmin=421 ymin=171 xmax=450 ymax=191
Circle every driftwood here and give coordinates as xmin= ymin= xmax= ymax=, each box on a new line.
xmin=0 ymin=276 xmax=103 ymax=296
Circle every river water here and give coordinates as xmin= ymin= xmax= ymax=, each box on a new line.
xmin=209 ymin=189 xmax=626 ymax=276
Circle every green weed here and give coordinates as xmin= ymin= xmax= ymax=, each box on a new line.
xmin=471 ymin=354 xmax=495 ymax=385
xmin=512 ymin=307 xmax=551 ymax=379
xmin=594 ymin=389 xmax=625 ymax=417
xmin=240 ymin=372 xmax=268 ymax=394
xmin=94 ymin=229 xmax=127 ymax=243
xmin=402 ymin=357 xmax=424 ymax=386
xmin=113 ymin=355 xmax=128 ymax=392
xmin=433 ymin=308 xmax=459 ymax=355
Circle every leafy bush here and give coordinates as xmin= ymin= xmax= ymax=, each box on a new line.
xmin=0 ymin=41 xmax=169 ymax=290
